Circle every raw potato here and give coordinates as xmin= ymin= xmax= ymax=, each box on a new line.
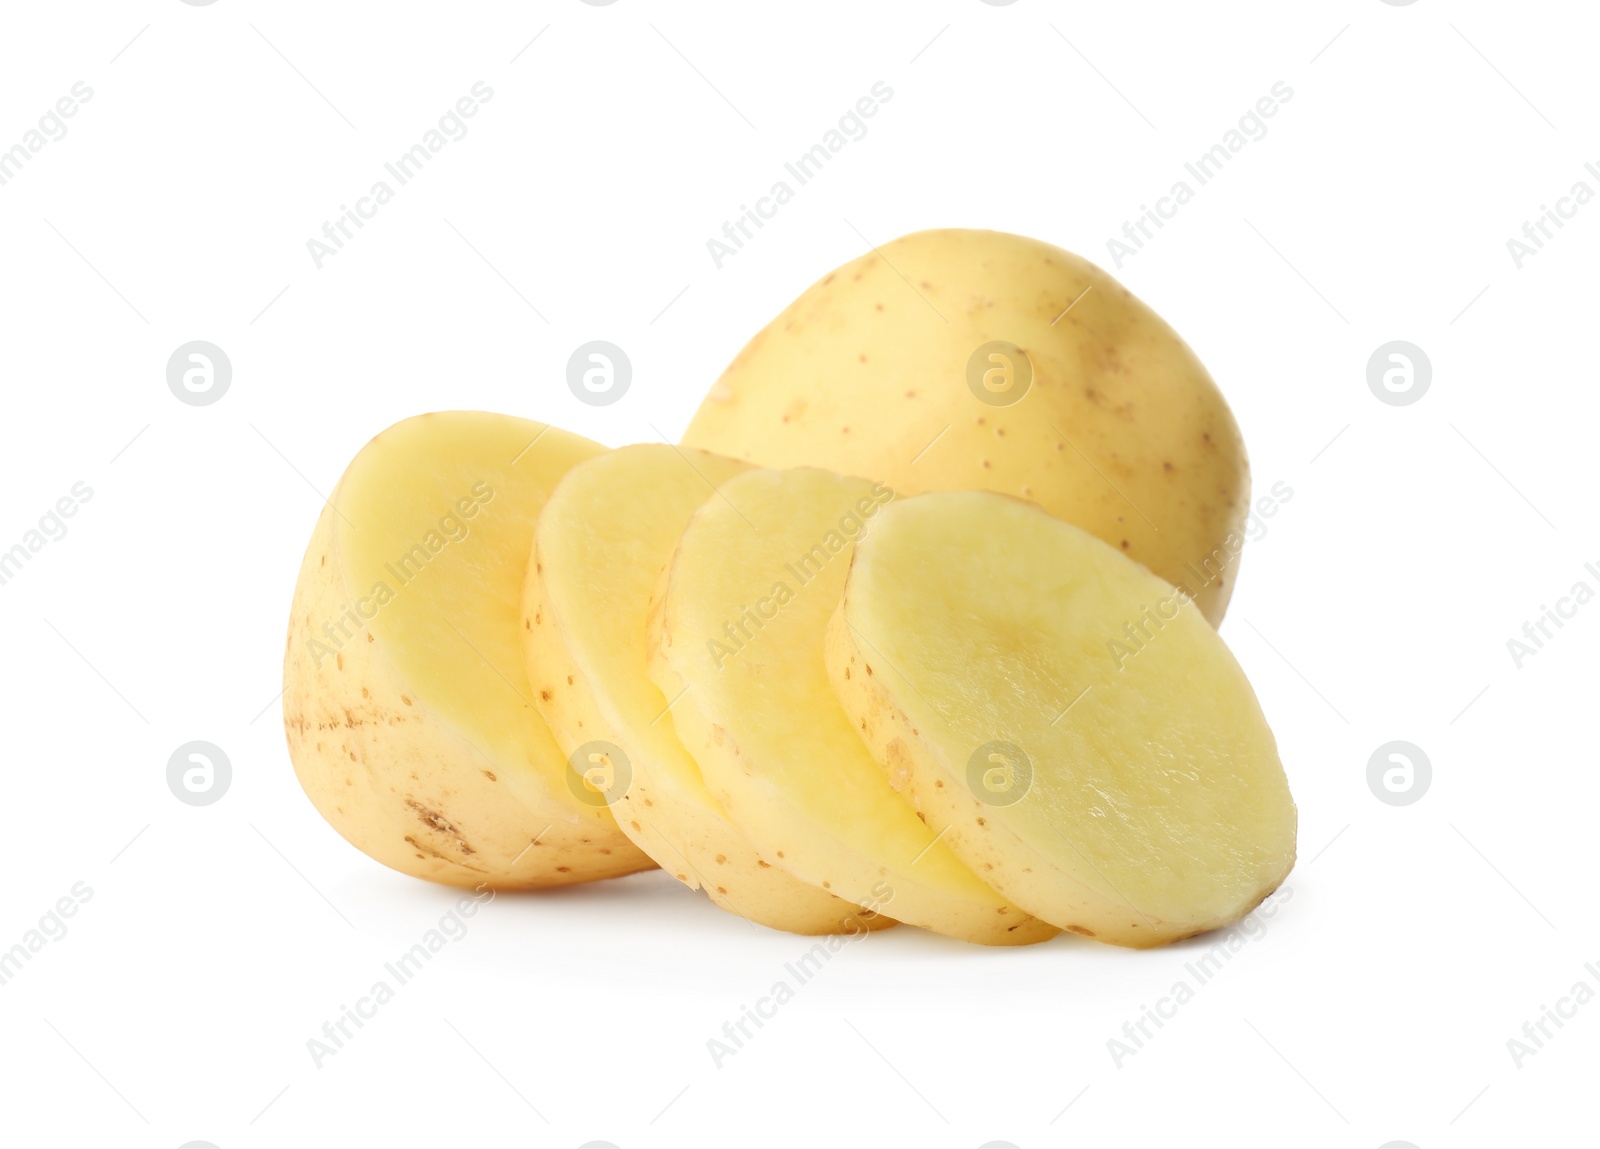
xmin=682 ymin=228 xmax=1248 ymax=625
xmin=523 ymin=444 xmax=891 ymax=935
xmin=826 ymin=491 xmax=1296 ymax=948
xmin=283 ymin=412 xmax=654 ymax=889
xmin=649 ymin=467 xmax=1057 ymax=946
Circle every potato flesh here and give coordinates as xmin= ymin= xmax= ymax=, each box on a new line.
xmin=650 ymin=468 xmax=1056 ymax=945
xmin=523 ymin=444 xmax=889 ymax=935
xmin=827 ymin=491 xmax=1296 ymax=946
xmin=682 ymin=228 xmax=1248 ymax=625
xmin=283 ymin=412 xmax=652 ymax=888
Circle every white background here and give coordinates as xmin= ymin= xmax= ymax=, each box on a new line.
xmin=0 ymin=1 xmax=1594 ymax=1146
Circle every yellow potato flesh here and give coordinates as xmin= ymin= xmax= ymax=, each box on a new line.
xmin=523 ymin=444 xmax=890 ymax=935
xmin=827 ymin=491 xmax=1296 ymax=947
xmin=682 ymin=228 xmax=1249 ymax=625
xmin=649 ymin=467 xmax=1057 ymax=945
xmin=283 ymin=411 xmax=651 ymax=887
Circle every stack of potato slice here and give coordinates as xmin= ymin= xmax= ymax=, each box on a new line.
xmin=282 ymin=230 xmax=1296 ymax=949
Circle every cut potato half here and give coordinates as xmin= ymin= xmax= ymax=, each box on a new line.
xmin=649 ymin=467 xmax=1057 ymax=946
xmin=283 ymin=412 xmax=653 ymax=888
xmin=523 ymin=444 xmax=890 ymax=935
xmin=826 ymin=491 xmax=1296 ymax=947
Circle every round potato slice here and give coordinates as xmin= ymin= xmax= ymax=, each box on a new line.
xmin=682 ymin=228 xmax=1249 ymax=625
xmin=648 ymin=467 xmax=1057 ymax=946
xmin=283 ymin=412 xmax=654 ymax=889
xmin=826 ymin=491 xmax=1296 ymax=947
xmin=523 ymin=444 xmax=891 ymax=936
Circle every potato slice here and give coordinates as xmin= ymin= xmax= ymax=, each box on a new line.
xmin=283 ymin=412 xmax=653 ymax=888
xmin=649 ymin=467 xmax=1057 ymax=945
xmin=682 ymin=228 xmax=1249 ymax=625
xmin=826 ymin=491 xmax=1296 ymax=947
xmin=523 ymin=444 xmax=890 ymax=935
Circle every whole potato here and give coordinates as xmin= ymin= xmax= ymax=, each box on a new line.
xmin=682 ymin=229 xmax=1249 ymax=624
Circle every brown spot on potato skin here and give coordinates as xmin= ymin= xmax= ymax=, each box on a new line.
xmin=406 ymin=800 xmax=475 ymax=855
xmin=540 ymin=690 xmax=552 ymax=702
xmin=1067 ymin=924 xmax=1097 ymax=937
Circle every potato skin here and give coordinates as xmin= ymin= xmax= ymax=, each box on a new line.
xmin=683 ymin=228 xmax=1249 ymax=624
xmin=283 ymin=493 xmax=654 ymax=890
